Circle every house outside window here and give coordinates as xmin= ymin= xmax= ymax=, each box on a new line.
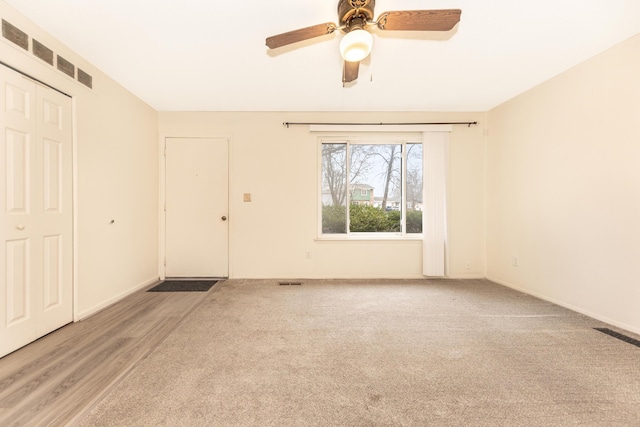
xmin=320 ymin=138 xmax=423 ymax=237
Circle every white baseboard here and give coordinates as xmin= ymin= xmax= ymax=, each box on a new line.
xmin=446 ymin=274 xmax=486 ymax=279
xmin=487 ymin=275 xmax=640 ymax=336
xmin=76 ymin=276 xmax=160 ymax=321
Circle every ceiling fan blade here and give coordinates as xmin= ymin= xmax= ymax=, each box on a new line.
xmin=266 ymin=22 xmax=337 ymax=49
xmin=342 ymin=61 xmax=359 ymax=84
xmin=377 ymin=9 xmax=461 ymax=31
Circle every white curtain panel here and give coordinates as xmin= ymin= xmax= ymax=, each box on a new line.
xmin=423 ymin=131 xmax=449 ymax=277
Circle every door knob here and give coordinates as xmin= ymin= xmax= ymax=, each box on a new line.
xmin=221 ymin=216 xmax=227 ymax=221
xmin=16 ymin=224 xmax=25 ymax=230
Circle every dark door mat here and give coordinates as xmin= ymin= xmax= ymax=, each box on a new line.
xmin=147 ymin=280 xmax=218 ymax=292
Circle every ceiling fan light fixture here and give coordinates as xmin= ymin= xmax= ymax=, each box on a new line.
xmin=339 ymin=28 xmax=373 ymax=62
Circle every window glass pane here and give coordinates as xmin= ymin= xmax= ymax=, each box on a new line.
xmin=349 ymin=144 xmax=402 ymax=233
xmin=321 ymin=144 xmax=347 ymax=233
xmin=406 ymin=143 xmax=423 ymax=233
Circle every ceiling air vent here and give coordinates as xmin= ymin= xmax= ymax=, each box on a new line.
xmin=2 ymin=19 xmax=28 ymax=50
xmin=57 ymin=55 xmax=75 ymax=78
xmin=1 ymin=19 xmax=93 ymax=89
xmin=77 ymin=68 xmax=92 ymax=88
xmin=33 ymin=39 xmax=54 ymax=65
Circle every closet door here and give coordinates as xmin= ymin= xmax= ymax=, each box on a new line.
xmin=0 ymin=66 xmax=73 ymax=358
xmin=36 ymin=76 xmax=73 ymax=337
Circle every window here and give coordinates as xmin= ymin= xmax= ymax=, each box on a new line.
xmin=321 ymin=139 xmax=423 ymax=236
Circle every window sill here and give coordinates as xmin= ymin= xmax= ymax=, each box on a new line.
xmin=316 ymin=234 xmax=423 ymax=242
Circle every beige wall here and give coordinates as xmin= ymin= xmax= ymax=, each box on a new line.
xmin=487 ymin=34 xmax=640 ymax=333
xmin=159 ymin=111 xmax=486 ymax=279
xmin=1 ymin=3 xmax=160 ymax=318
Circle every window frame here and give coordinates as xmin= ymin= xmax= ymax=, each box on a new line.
xmin=318 ymin=134 xmax=423 ymax=240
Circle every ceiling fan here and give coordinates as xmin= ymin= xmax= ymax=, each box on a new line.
xmin=265 ymin=0 xmax=461 ymax=85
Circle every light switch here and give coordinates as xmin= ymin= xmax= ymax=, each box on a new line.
xmin=243 ymin=193 xmax=252 ymax=202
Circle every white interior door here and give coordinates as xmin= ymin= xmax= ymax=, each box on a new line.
xmin=165 ymin=137 xmax=229 ymax=278
xmin=0 ymin=66 xmax=73 ymax=358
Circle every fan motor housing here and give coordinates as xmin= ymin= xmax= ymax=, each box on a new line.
xmin=338 ymin=0 xmax=375 ymax=29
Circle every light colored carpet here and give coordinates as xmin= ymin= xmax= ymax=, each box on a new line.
xmin=76 ymin=279 xmax=640 ymax=426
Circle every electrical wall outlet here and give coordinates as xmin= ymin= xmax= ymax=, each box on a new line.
xmin=512 ymin=257 xmax=519 ymax=267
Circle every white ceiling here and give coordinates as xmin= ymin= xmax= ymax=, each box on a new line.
xmin=4 ymin=0 xmax=640 ymax=112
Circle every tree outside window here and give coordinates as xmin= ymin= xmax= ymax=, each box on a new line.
xmin=321 ymin=140 xmax=422 ymax=235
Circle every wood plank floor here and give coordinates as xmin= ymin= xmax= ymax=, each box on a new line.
xmin=0 ymin=285 xmax=212 ymax=427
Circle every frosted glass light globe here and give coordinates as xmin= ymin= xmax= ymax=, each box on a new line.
xmin=339 ymin=29 xmax=373 ymax=62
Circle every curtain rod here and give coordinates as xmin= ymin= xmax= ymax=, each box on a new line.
xmin=283 ymin=121 xmax=478 ymax=128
